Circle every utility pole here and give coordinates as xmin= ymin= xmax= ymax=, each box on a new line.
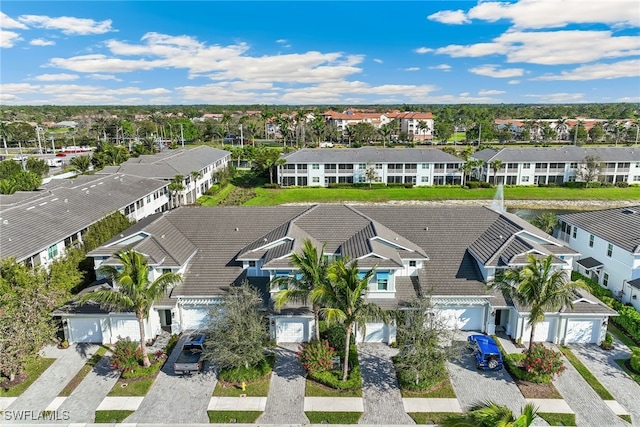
xmin=180 ymin=123 xmax=184 ymax=149
xmin=573 ymin=122 xmax=578 ymax=146
xmin=239 ymin=124 xmax=244 ymax=149
xmin=478 ymin=123 xmax=482 ymax=146
xmin=18 ymin=141 xmax=26 ymax=170
xmin=51 ymin=136 xmax=56 ymax=155
xmin=36 ymin=127 xmax=43 ymax=154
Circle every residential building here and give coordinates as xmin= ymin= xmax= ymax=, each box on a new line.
xmin=98 ymin=146 xmax=230 ymax=205
xmin=278 ymin=147 xmax=464 ymax=187
xmin=557 ymin=206 xmax=640 ymax=311
xmin=473 ymin=146 xmax=640 ymax=186
xmin=59 ymin=204 xmax=614 ymax=346
xmin=0 ymin=173 xmax=170 ymax=269
xmin=321 ymin=110 xmax=391 ymax=132
xmin=388 ymin=111 xmax=434 ymax=142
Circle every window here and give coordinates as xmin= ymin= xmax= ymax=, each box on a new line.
xmin=47 ymin=245 xmax=58 ymax=259
xmin=162 ymin=268 xmax=172 ymax=275
xmin=312 ymin=163 xmax=319 ymax=169
xmin=375 ymin=163 xmax=383 ymax=169
xmin=421 ymin=163 xmax=430 ymax=169
xmin=275 ymin=271 xmax=289 ymax=290
xmin=589 ymin=234 xmax=594 ymax=247
xmin=421 ymin=176 xmax=429 ymax=183
xmin=359 ymin=163 xmax=366 ymax=169
xmin=409 ymin=261 xmax=417 ymax=267
xmin=297 ymin=164 xmax=307 ymax=170
xmin=522 ymin=176 xmax=530 ymax=183
xmin=570 ymin=162 xmax=578 ymax=168
xmin=312 ymin=177 xmax=320 ymax=183
xmin=572 ymin=227 xmax=577 ymax=239
xmin=248 ymin=261 xmax=256 ymax=267
xmin=405 ymin=163 xmax=417 ymax=170
xmin=324 ymin=163 xmax=336 ymax=171
xmin=603 ymin=273 xmax=609 ymax=287
xmin=607 ymin=243 xmax=613 ymax=257
xmin=376 ymin=271 xmax=389 ymax=291
xmin=522 ymin=163 xmax=530 ymax=169
xmin=634 ymin=176 xmax=640 ymax=182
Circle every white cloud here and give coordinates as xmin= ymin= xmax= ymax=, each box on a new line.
xmin=427 ymin=9 xmax=470 ymax=25
xmin=478 ymin=89 xmax=506 ymax=95
xmin=617 ymin=96 xmax=640 ymax=102
xmin=0 ymin=12 xmax=28 ymax=29
xmin=373 ymin=58 xmax=383 ymax=64
xmin=434 ymin=30 xmax=640 ymax=65
xmin=403 ymin=67 xmax=420 ymax=71
xmin=467 ymin=0 xmax=639 ymax=29
xmin=0 ymin=30 xmax=21 ymax=48
xmin=29 ymin=38 xmax=55 ymax=46
xmin=429 ymin=64 xmax=451 ymax=71
xmin=508 ymin=80 xmax=520 ymax=85
xmin=276 ymin=39 xmax=287 ymax=44
xmin=469 ymin=65 xmax=524 ymax=78
xmin=33 ymin=73 xmax=79 ymax=81
xmin=88 ymin=74 xmax=123 ymax=81
xmin=17 ymin=15 xmax=114 ymax=35
xmin=414 ymin=47 xmax=433 ymax=54
xmin=524 ymin=92 xmax=587 ymax=103
xmin=0 ymin=83 xmax=39 ymax=93
xmin=534 ymin=59 xmax=640 ymax=80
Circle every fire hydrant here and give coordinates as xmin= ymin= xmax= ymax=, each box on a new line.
xmin=241 ymin=381 xmax=246 ymax=392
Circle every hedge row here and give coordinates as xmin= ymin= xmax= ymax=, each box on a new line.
xmin=573 ymin=272 xmax=640 ymax=342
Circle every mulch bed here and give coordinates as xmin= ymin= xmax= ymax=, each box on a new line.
xmin=0 ymin=373 xmax=27 ymax=390
xmin=515 ymin=379 xmax=562 ymax=399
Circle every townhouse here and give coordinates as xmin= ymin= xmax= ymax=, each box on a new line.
xmin=388 ymin=111 xmax=434 ymax=142
xmin=61 ymin=204 xmax=615 ymax=347
xmin=473 ymin=146 xmax=640 ymax=186
xmin=278 ymin=147 xmax=464 ymax=187
xmin=557 ymin=206 xmax=640 ymax=311
xmin=97 ymin=145 xmax=231 ymax=205
xmin=0 ymin=173 xmax=170 ymax=268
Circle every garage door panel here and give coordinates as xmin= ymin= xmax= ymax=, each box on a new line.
xmin=565 ymin=319 xmax=597 ymax=343
xmin=358 ymin=322 xmax=386 ymax=343
xmin=523 ymin=319 xmax=555 ymax=342
xmin=277 ymin=319 xmax=306 ymax=342
xmin=439 ymin=307 xmax=484 ymax=331
xmin=182 ymin=308 xmax=209 ymax=331
xmin=69 ymin=318 xmax=103 ymax=343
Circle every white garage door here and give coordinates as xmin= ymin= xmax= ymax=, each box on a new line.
xmin=109 ymin=317 xmax=141 ymax=342
xmin=523 ymin=318 xmax=556 ymax=343
xmin=69 ymin=318 xmax=103 ymax=343
xmin=565 ymin=319 xmax=598 ymax=343
xmin=358 ymin=322 xmax=387 ymax=343
xmin=277 ymin=319 xmax=306 ymax=342
xmin=440 ymin=307 xmax=484 ymax=331
xmin=181 ymin=308 xmax=209 ymax=331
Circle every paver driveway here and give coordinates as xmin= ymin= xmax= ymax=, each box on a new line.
xmin=124 ymin=334 xmax=217 ymax=424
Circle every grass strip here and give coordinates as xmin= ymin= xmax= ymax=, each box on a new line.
xmin=305 ymin=411 xmax=362 ymax=424
xmin=305 ymin=379 xmax=362 ymax=397
xmin=401 ymin=379 xmax=456 ymax=398
xmin=0 ymin=358 xmax=55 ymax=397
xmin=59 ymin=346 xmax=108 ymax=396
xmin=207 ymin=410 xmax=261 ymax=423
xmin=197 ymin=183 xmax=235 ymax=206
xmin=615 ymin=359 xmax=640 ymax=386
xmin=608 ymin=323 xmax=640 ymax=350
xmin=94 ymin=410 xmax=133 ymax=423
xmin=213 ymin=376 xmax=271 ymax=397
xmin=408 ymin=412 xmax=460 ymax=424
xmin=559 ymin=345 xmax=614 ymax=400
xmin=107 ymin=377 xmax=155 ymax=397
xmin=619 ymin=414 xmax=632 ymax=423
xmin=538 ymin=412 xmax=576 ymax=426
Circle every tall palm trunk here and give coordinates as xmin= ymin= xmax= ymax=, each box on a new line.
xmin=342 ymin=323 xmax=353 ymax=381
xmin=313 ymin=304 xmax=321 ymax=341
xmin=137 ymin=311 xmax=151 ymax=367
xmin=528 ymin=323 xmax=536 ymax=350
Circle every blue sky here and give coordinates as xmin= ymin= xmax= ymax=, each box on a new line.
xmin=1 ymin=1 xmax=639 ymax=105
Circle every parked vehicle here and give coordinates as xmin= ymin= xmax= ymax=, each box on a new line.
xmin=173 ymin=333 xmax=206 ymax=375
xmin=467 ymin=334 xmax=504 ymax=370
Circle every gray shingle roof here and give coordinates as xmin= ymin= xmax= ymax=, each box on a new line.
xmin=283 ymin=147 xmax=462 ymax=163
xmin=629 ymin=278 xmax=640 ymax=291
xmin=577 ymin=257 xmax=604 ymax=270
xmin=473 ymin=146 xmax=640 ymax=163
xmin=512 ymin=288 xmax=616 ymax=315
xmin=0 ymin=173 xmax=167 ymax=262
xmin=559 ymin=205 xmax=640 ymax=253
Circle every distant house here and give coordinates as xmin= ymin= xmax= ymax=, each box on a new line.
xmin=473 ymin=146 xmax=640 ymax=186
xmin=59 ymin=205 xmax=615 ymax=346
xmin=557 ymin=206 xmax=640 ymax=311
xmin=388 ymin=111 xmax=434 ymax=142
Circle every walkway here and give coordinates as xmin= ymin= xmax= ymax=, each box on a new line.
xmin=3 ymin=344 xmax=97 ymax=424
xmin=124 ymin=334 xmax=217 ymax=424
xmin=256 ymin=344 xmax=309 ymax=425
xmin=357 ymin=343 xmax=415 ymax=425
xmin=569 ymin=341 xmax=640 ymax=426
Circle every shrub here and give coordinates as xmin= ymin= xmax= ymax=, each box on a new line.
xmin=297 ymin=340 xmax=336 ymax=376
xmin=307 ymin=346 xmax=361 ymax=391
xmin=523 ymin=343 xmax=565 ymax=381
xmin=218 ymin=356 xmax=273 ymax=383
xmin=564 ymin=181 xmax=587 ymax=189
xmin=263 ymin=183 xmax=280 ymax=189
xmin=110 ymin=340 xmax=144 ymax=373
xmin=601 ymin=332 xmax=615 ymax=350
xmin=321 ymin=324 xmax=349 ymax=354
xmin=479 ymin=181 xmax=493 ymax=188
xmin=616 ymin=182 xmax=629 ymax=188
xmin=396 ymin=360 xmax=447 ymax=391
xmin=466 ymin=181 xmax=480 ymax=189
xmin=631 ymin=348 xmax=640 ymax=373
xmin=164 ymin=334 xmax=180 ymax=357
xmin=121 ymin=358 xmax=163 ymax=379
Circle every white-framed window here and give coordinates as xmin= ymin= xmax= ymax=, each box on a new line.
xmin=603 ymin=272 xmax=609 ymax=287
xmin=359 ymin=163 xmax=366 ymax=169
xmin=375 ymin=163 xmax=383 ymax=169
xmin=421 ymin=176 xmax=429 ymax=183
xmin=634 ymin=176 xmax=640 ymax=182
xmin=409 ymin=260 xmax=417 ymax=267
xmin=572 ymin=227 xmax=577 ymax=239
xmin=589 ymin=234 xmax=594 ymax=247
xmin=607 ymin=243 xmax=613 ymax=257
xmin=376 ymin=271 xmax=389 ymax=291
xmin=421 ymin=163 xmax=430 ymax=169
xmin=312 ymin=163 xmax=319 ymax=170
xmin=523 ymin=163 xmax=530 ymax=169
xmin=312 ymin=177 xmax=320 ymax=183
xmin=522 ymin=176 xmax=530 ymax=183
xmin=47 ymin=245 xmax=58 ymax=259
xmin=248 ymin=261 xmax=256 ymax=267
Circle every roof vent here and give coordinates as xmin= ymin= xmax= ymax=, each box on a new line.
xmin=161 ymin=234 xmax=165 ymax=239
xmin=622 ymin=208 xmax=637 ymax=215
xmin=235 ymin=227 xmax=239 ymax=231
xmin=498 ymin=234 xmax=503 ymax=240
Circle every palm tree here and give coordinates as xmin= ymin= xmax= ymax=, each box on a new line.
xmin=489 ymin=159 xmax=504 ymax=185
xmin=0 ymin=121 xmax=12 ymax=155
xmin=488 ymin=254 xmax=586 ymax=350
xmin=313 ymin=259 xmax=387 ymax=381
xmin=70 ymin=155 xmax=92 ymax=174
xmin=378 ymin=124 xmax=392 ymax=147
xmin=417 ymin=120 xmax=430 ymax=143
xmin=443 ymin=401 xmax=538 ymax=427
xmin=80 ymin=249 xmax=181 ymax=366
xmin=168 ymin=174 xmax=185 ymax=208
xmin=531 ymin=212 xmax=559 ymax=235
xmin=555 ymin=118 xmax=569 ymax=141
xmin=272 ymin=240 xmax=328 ymax=341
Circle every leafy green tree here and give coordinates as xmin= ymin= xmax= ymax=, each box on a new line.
xmin=531 ymin=212 xmax=559 ymax=235
xmin=313 ymin=259 xmax=387 ymax=381
xmin=253 ymin=147 xmax=284 ymax=185
xmin=272 ymin=240 xmax=328 ymax=341
xmin=0 ymin=179 xmax=18 ymax=195
xmin=82 ymin=211 xmax=135 ymax=252
xmin=168 ymin=174 xmax=186 ymax=208
xmin=25 ymin=157 xmax=49 ymax=177
xmin=489 ymin=159 xmax=504 ymax=185
xmin=443 ymin=401 xmax=538 ymax=427
xmin=489 ymin=254 xmax=586 ymax=350
xmin=364 ymin=164 xmax=378 ymax=188
xmin=80 ymin=249 xmax=181 ymax=366
xmin=351 ymin=122 xmax=376 ymax=144
xmin=8 ymin=122 xmax=36 ymax=146
xmin=11 ymin=170 xmax=42 ymax=191
xmin=588 ymin=123 xmax=605 ymax=143
xmin=309 ymin=115 xmax=327 ymax=143
xmin=204 ymin=281 xmax=269 ymax=370
xmin=576 ymin=155 xmax=603 ymax=187
xmin=70 ymin=155 xmax=92 ymax=174
xmin=378 ymin=124 xmax=392 ymax=147
xmin=0 ymin=121 xmax=12 ymax=153
xmin=434 ymin=121 xmax=454 ymax=143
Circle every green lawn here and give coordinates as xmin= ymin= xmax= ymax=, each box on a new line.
xmin=107 ymin=377 xmax=155 ymax=396
xmin=305 ymin=411 xmax=362 ymax=424
xmin=408 ymin=412 xmax=460 ymax=424
xmin=213 ymin=376 xmax=271 ymax=397
xmin=0 ymin=357 xmax=55 ymax=397
xmin=538 ymin=412 xmax=576 ymax=426
xmin=197 ymin=183 xmax=236 ymax=206
xmin=207 ymin=410 xmax=262 ymax=423
xmin=94 ymin=410 xmax=133 ymax=423
xmin=243 ymin=185 xmax=640 ymax=206
xmin=401 ymin=379 xmax=456 ymax=398
xmin=59 ymin=346 xmax=108 ymax=396
xmin=608 ymin=323 xmax=640 ymax=349
xmin=559 ymin=346 xmax=615 ymax=400
xmin=305 ymin=379 xmax=362 ymax=397
xmin=615 ymin=359 xmax=640 ymax=386
xmin=619 ymin=414 xmax=633 ymax=423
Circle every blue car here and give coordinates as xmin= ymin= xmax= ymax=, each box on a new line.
xmin=467 ymin=334 xmax=504 ymax=371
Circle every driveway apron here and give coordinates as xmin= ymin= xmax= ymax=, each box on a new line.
xmin=552 ymin=348 xmax=628 ymax=427
xmin=53 ymin=353 xmax=119 ymax=423
xmin=357 ymin=343 xmax=415 ymax=425
xmin=124 ymin=334 xmax=217 ymax=424
xmin=256 ymin=344 xmax=309 ymax=425
xmin=3 ymin=344 xmax=96 ymax=424
xmin=569 ymin=342 xmax=640 ymax=426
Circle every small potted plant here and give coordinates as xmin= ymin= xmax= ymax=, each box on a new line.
xmin=58 ymin=340 xmax=70 ymax=349
xmin=600 ymin=333 xmax=614 ymax=350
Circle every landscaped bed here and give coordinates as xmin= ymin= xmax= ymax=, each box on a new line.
xmin=94 ymin=410 xmax=134 ymax=423
xmin=59 ymin=346 xmax=108 ymax=396
xmin=0 ymin=357 xmax=55 ymax=397
xmin=207 ymin=410 xmax=262 ymax=423
xmin=538 ymin=412 xmax=576 ymax=426
xmin=408 ymin=412 xmax=460 ymax=425
xmin=305 ymin=411 xmax=362 ymax=424
xmin=213 ymin=375 xmax=271 ymax=397
xmin=305 ymin=379 xmax=362 ymax=397
xmin=400 ymin=379 xmax=456 ymax=398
